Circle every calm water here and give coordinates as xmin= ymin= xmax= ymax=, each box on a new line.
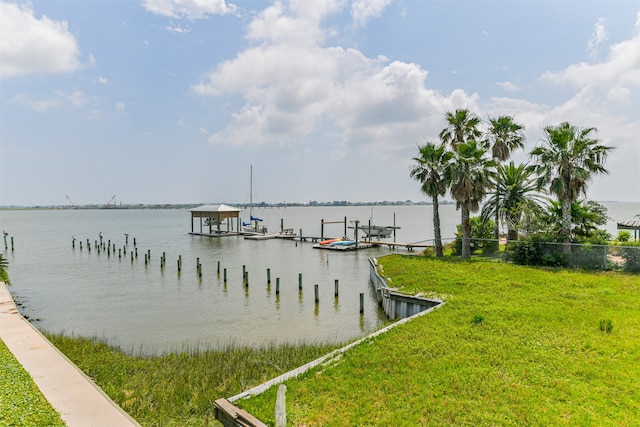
xmin=1 ymin=203 xmax=637 ymax=353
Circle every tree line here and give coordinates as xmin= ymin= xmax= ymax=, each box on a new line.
xmin=410 ymin=108 xmax=615 ymax=260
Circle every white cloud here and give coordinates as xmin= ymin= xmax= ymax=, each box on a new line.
xmin=10 ymin=90 xmax=87 ymax=112
xmin=193 ymin=1 xmax=477 ymax=156
xmin=587 ymin=18 xmax=608 ymax=61
xmin=166 ymin=23 xmax=191 ymax=33
xmin=0 ymin=1 xmax=81 ymax=79
xmin=540 ymin=29 xmax=640 ymax=118
xmin=142 ymin=0 xmax=237 ymax=19
xmin=496 ymin=81 xmax=520 ymax=92
xmin=98 ymin=76 xmax=109 ymax=84
xmin=351 ymin=0 xmax=393 ymax=27
xmin=116 ymin=101 xmax=126 ymax=112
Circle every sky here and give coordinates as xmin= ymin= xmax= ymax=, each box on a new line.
xmin=1 ymin=0 xmax=639 ymax=207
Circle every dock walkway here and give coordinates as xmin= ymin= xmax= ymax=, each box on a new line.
xmin=0 ymin=282 xmax=140 ymax=427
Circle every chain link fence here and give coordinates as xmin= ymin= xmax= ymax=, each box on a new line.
xmin=420 ymin=237 xmax=640 ymax=273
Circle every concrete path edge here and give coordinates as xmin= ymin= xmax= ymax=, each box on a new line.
xmin=0 ymin=281 xmax=140 ymax=427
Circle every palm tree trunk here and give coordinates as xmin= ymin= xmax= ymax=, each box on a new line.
xmin=432 ymin=195 xmax=444 ymax=257
xmin=561 ymin=198 xmax=572 ymax=254
xmin=494 ymin=195 xmax=500 ymax=241
xmin=461 ymin=206 xmax=471 ymax=259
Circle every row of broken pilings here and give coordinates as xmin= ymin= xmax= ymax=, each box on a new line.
xmin=72 ymin=234 xmax=366 ymax=314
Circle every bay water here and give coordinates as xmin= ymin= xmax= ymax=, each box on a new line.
xmin=1 ymin=203 xmax=637 ymax=354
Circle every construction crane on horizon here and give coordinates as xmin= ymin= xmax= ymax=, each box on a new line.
xmin=65 ymin=195 xmax=78 ymax=209
xmin=102 ymin=194 xmax=117 ymax=209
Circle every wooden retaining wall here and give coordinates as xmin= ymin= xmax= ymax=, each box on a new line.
xmin=369 ymin=257 xmax=441 ymax=318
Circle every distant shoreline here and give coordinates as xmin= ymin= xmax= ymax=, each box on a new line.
xmin=2 ymin=200 xmax=637 ymax=211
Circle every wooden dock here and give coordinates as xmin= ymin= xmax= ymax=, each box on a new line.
xmin=367 ymin=240 xmax=432 ymax=251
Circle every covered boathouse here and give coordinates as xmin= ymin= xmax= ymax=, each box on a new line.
xmin=190 ymin=204 xmax=242 ymax=236
xmin=617 ymin=219 xmax=640 ymax=240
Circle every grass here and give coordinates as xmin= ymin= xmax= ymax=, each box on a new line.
xmin=237 ymin=255 xmax=640 ymax=426
xmin=44 ymin=335 xmax=339 ymax=426
xmin=0 ymin=338 xmax=66 ymax=427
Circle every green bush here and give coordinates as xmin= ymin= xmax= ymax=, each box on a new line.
xmin=568 ymin=243 xmax=610 ymax=270
xmin=0 ymin=253 xmax=8 ymax=283
xmin=616 ymin=231 xmax=632 ymax=242
xmin=618 ymin=242 xmax=640 ymax=273
xmin=507 ymin=235 xmax=566 ymax=267
xmin=453 ymin=217 xmax=498 ymax=256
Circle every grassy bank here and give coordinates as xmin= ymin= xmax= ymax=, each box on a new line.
xmin=238 ymin=256 xmax=640 ymax=425
xmin=45 ymin=335 xmax=339 ymax=426
xmin=0 ymin=338 xmax=66 ymax=427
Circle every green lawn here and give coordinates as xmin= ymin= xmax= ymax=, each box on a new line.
xmin=237 ymin=256 xmax=640 ymax=426
xmin=0 ymin=339 xmax=66 ymax=427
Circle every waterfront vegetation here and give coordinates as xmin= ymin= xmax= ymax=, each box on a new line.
xmin=44 ymin=335 xmax=338 ymax=426
xmin=237 ymin=255 xmax=640 ymax=425
xmin=0 ymin=339 xmax=66 ymax=427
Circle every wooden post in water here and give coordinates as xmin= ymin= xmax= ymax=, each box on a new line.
xmin=131 ymin=251 xmax=134 ymax=263
xmin=275 ymin=384 xmax=286 ymax=427
xmin=223 ymin=268 xmax=227 ymax=282
xmin=147 ymin=249 xmax=151 ymax=260
xmin=334 ymin=279 xmax=339 ymax=298
xmin=298 ymin=273 xmax=302 ymax=290
xmin=245 ymin=271 xmax=249 ymax=287
xmin=360 ymin=293 xmax=364 ymax=314
xmin=118 ymin=249 xmax=121 ymax=258
xmin=320 ymin=219 xmax=324 ymax=240
xmin=267 ymin=268 xmax=271 ymax=283
xmin=3 ymin=233 xmax=8 ymax=250
xmin=314 ymin=284 xmax=319 ymax=304
xmin=135 ymin=248 xmax=138 ymax=258
xmin=217 ymin=260 xmax=220 ymax=274
xmin=344 ymin=216 xmax=347 ymax=236
xmin=144 ymin=253 xmax=148 ymax=265
xmin=276 ymin=277 xmax=280 ymax=295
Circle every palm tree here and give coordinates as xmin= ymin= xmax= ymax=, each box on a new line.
xmin=439 ymin=108 xmax=482 ymax=149
xmin=449 ymin=140 xmax=496 ymax=259
xmin=410 ymin=141 xmax=452 ymax=257
xmin=530 ymin=122 xmax=614 ymax=252
xmin=484 ymin=116 xmax=526 ymax=239
xmin=481 ymin=162 xmax=546 ymax=242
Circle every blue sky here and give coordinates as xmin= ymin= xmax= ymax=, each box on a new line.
xmin=1 ymin=0 xmax=639 ymax=206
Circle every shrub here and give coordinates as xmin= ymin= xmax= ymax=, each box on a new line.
xmin=507 ymin=235 xmax=566 ymax=267
xmin=453 ymin=217 xmax=498 ymax=256
xmin=616 ymin=231 xmax=632 ymax=242
xmin=618 ymin=242 xmax=640 ymax=273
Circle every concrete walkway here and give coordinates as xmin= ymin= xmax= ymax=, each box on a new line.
xmin=0 ymin=282 xmax=140 ymax=427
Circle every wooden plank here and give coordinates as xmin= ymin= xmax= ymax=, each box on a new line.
xmin=215 ymin=399 xmax=267 ymax=427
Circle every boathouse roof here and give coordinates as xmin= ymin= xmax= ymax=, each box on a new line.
xmin=190 ymin=204 xmax=242 ymax=219
xmin=617 ymin=220 xmax=640 ymax=231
